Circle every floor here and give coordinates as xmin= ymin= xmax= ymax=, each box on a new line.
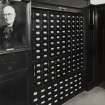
xmin=63 ymin=84 xmax=105 ymax=105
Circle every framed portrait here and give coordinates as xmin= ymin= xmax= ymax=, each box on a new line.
xmin=0 ymin=0 xmax=31 ymax=52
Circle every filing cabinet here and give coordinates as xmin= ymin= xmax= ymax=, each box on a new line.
xmin=32 ymin=7 xmax=86 ymax=105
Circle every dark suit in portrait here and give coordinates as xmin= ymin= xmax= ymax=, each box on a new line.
xmin=0 ymin=23 xmax=25 ymax=49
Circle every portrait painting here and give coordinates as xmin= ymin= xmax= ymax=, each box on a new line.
xmin=0 ymin=1 xmax=29 ymax=51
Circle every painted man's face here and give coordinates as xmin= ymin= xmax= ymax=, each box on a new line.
xmin=3 ymin=6 xmax=16 ymax=27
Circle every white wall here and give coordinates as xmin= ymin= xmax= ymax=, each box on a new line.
xmin=90 ymin=0 xmax=105 ymax=5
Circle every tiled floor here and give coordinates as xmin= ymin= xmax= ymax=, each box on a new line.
xmin=63 ymin=86 xmax=105 ymax=105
